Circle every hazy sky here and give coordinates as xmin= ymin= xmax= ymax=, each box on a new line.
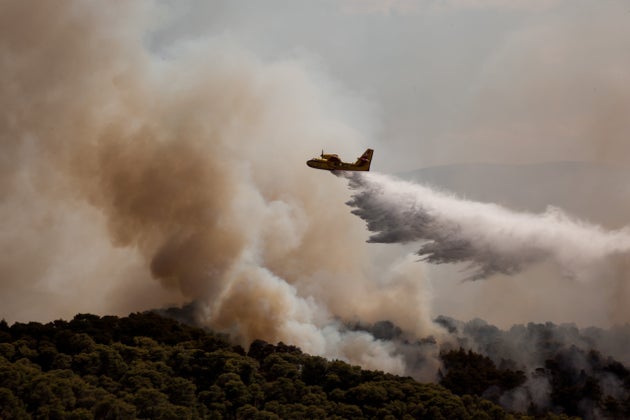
xmin=152 ymin=0 xmax=630 ymax=171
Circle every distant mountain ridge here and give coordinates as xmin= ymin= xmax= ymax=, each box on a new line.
xmin=399 ymin=161 xmax=630 ymax=228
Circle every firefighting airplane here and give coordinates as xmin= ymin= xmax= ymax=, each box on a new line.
xmin=306 ymin=148 xmax=374 ymax=171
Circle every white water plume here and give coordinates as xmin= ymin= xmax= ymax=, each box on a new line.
xmin=346 ymin=172 xmax=630 ymax=281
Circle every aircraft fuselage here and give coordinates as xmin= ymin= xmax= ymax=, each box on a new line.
xmin=306 ymin=149 xmax=373 ymax=172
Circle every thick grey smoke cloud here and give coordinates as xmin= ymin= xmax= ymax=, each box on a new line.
xmin=346 ymin=172 xmax=630 ymax=281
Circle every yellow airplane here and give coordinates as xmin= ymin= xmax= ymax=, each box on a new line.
xmin=306 ymin=148 xmax=374 ymax=171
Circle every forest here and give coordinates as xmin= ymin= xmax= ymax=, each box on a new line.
xmin=0 ymin=311 xmax=608 ymax=419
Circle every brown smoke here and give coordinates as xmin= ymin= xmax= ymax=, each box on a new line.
xmin=0 ymin=0 xmax=437 ymax=374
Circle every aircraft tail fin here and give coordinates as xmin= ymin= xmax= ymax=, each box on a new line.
xmin=355 ymin=148 xmax=374 ymax=170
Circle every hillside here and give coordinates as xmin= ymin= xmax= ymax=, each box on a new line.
xmin=0 ymin=312 xmax=568 ymax=419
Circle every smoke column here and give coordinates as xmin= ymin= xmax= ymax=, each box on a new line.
xmin=346 ymin=172 xmax=630 ymax=281
xmin=0 ymin=0 xmax=441 ymax=376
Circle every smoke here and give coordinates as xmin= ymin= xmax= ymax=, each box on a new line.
xmin=346 ymin=172 xmax=630 ymax=282
xmin=430 ymin=316 xmax=630 ymax=418
xmin=0 ymin=0 xmax=445 ymax=375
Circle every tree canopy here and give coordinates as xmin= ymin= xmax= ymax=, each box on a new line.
xmin=0 ymin=312 xmax=576 ymax=419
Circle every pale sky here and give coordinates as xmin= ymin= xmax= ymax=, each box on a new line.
xmin=152 ymin=0 xmax=630 ymax=172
